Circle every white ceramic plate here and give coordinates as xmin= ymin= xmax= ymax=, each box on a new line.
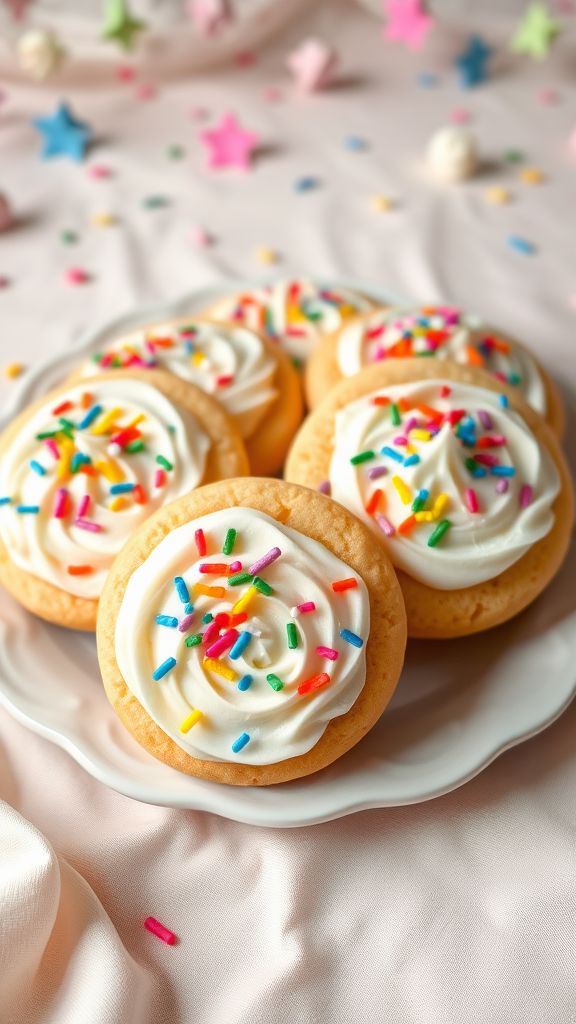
xmin=0 ymin=282 xmax=574 ymax=828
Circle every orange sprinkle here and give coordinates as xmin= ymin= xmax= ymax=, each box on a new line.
xmin=371 ymin=396 xmax=391 ymax=406
xmin=365 ymin=489 xmax=383 ymax=516
xmin=398 ymin=397 xmax=412 ymax=412
xmin=67 ymin=565 xmax=94 ymax=576
xmin=398 ymin=514 xmax=418 ymax=535
xmin=80 ymin=392 xmax=93 ymax=409
xmin=194 ymin=583 xmax=226 ymax=599
xmin=132 ymin=484 xmax=147 ymax=504
xmin=388 ymin=338 xmax=413 ymax=358
xmin=331 ymin=578 xmax=357 ymax=593
xmin=466 ymin=345 xmax=484 ymax=367
xmin=298 ymin=672 xmax=331 ymax=696
xmin=489 ymin=336 xmax=510 ymax=354
xmin=417 ymin=403 xmax=442 ymax=420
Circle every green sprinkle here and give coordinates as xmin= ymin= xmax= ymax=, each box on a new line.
xmin=504 ymin=148 xmax=525 ymax=164
xmin=222 ymin=528 xmax=237 ymax=555
xmin=156 ymin=454 xmax=173 ymax=471
xmin=465 ymin=457 xmax=479 ymax=473
xmin=167 ymin=144 xmax=185 ymax=160
xmin=61 ymin=230 xmax=78 ymax=245
xmin=185 ymin=633 xmax=202 ymax=647
xmin=59 ymin=417 xmax=75 ymax=431
xmin=350 ymin=449 xmax=375 ymax=465
xmin=92 ymin=352 xmax=103 ymax=364
xmin=415 ymin=349 xmax=436 ymax=357
xmin=286 ymin=622 xmax=298 ymax=649
xmin=427 ymin=519 xmax=452 ymax=548
xmin=266 ymin=673 xmax=284 ymax=692
xmin=412 ymin=496 xmax=426 ymax=513
xmin=253 ymin=576 xmax=273 ymax=596
xmin=179 ymin=324 xmax=197 ymax=335
xmin=229 ymin=572 xmax=253 ymax=587
xmin=143 ymin=194 xmax=170 ymax=209
xmin=126 ymin=440 xmax=145 ymax=454
xmin=390 ymin=403 xmax=401 ymax=427
xmin=35 ymin=430 xmax=58 ymax=440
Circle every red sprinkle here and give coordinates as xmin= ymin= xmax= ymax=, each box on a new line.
xmin=67 ymin=565 xmax=93 ymax=576
xmin=331 ymin=578 xmax=357 ymax=593
xmin=52 ymin=400 xmax=74 ymax=416
xmin=371 ymin=396 xmax=391 ymax=406
xmin=298 ymin=672 xmax=331 ymax=696
xmin=144 ymin=917 xmax=176 ymax=945
xmin=365 ymin=489 xmax=383 ymax=516
xmin=199 ymin=563 xmax=229 ymax=575
xmin=195 ymin=528 xmax=207 ymax=556
xmin=133 ymin=484 xmax=147 ymax=504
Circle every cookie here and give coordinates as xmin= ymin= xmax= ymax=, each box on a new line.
xmin=305 ymin=304 xmax=564 ymax=435
xmin=96 ymin=478 xmax=407 ymax=786
xmin=0 ymin=370 xmax=249 ymax=631
xmin=202 ymin=278 xmax=375 ymax=366
xmin=69 ymin=318 xmax=303 ymax=476
xmin=286 ymin=359 xmax=573 ymax=638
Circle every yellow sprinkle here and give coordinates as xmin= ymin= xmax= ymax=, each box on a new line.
xmin=191 ymin=351 xmax=206 ymax=366
xmin=57 ymin=441 xmax=74 ymax=481
xmin=180 ymin=709 xmax=203 ymax=733
xmin=370 ymin=194 xmax=393 ymax=212
xmin=91 ymin=211 xmax=116 ymax=227
xmin=109 ymin=496 xmax=126 ymax=512
xmin=519 ymin=167 xmax=544 ymax=185
xmin=405 ymin=444 xmax=418 ymax=455
xmin=256 ymin=246 xmax=278 ymax=265
xmin=4 ymin=362 xmax=24 ymax=379
xmin=415 ymin=511 xmax=434 ymax=522
xmin=232 ymin=584 xmax=258 ymax=615
xmin=392 ymin=475 xmax=412 ymax=505
xmin=410 ymin=428 xmax=431 ymax=442
xmin=339 ymin=304 xmax=356 ymax=318
xmin=91 ymin=407 xmax=123 ymax=435
xmin=203 ymin=658 xmax=238 ymax=682
xmin=485 ymin=186 xmax=511 ymax=205
xmin=125 ymin=412 xmax=146 ymax=429
xmin=287 ymin=303 xmax=306 ymax=324
xmin=193 ymin=583 xmax=226 ymax=599
xmin=432 ymin=493 xmax=450 ymax=519
xmin=95 ymin=459 xmax=125 ymax=483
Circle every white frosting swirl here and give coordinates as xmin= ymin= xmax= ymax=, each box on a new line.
xmin=337 ymin=306 xmax=547 ymax=415
xmin=0 ymin=379 xmax=209 ymax=599
xmin=115 ymin=508 xmax=369 ymax=765
xmin=329 ymin=380 xmax=559 ymax=589
xmin=211 ymin=279 xmax=373 ymax=362
xmin=79 ymin=320 xmax=277 ymax=440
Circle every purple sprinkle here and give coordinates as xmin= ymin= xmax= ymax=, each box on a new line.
xmin=248 ymin=546 xmax=281 ymax=576
xmin=495 ymin=478 xmax=509 ymax=494
xmin=375 ymin=514 xmax=395 ymax=537
xmin=520 ymin=484 xmax=533 ymax=508
xmin=178 ymin=613 xmax=195 ymax=633
xmin=319 ymin=480 xmax=331 ymax=495
xmin=368 ymin=466 xmax=388 ymax=480
xmin=478 ymin=409 xmax=493 ymax=430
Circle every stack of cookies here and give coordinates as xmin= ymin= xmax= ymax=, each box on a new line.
xmin=0 ymin=279 xmax=572 ymax=786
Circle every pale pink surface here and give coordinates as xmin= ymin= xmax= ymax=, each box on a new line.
xmin=0 ymin=3 xmax=575 ymax=1022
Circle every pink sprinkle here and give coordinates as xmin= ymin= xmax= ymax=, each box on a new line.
xmin=206 ymin=628 xmax=239 ymax=659
xmin=404 ymin=417 xmax=418 ymax=432
xmin=465 ymin=488 xmax=479 ymax=513
xmin=195 ymin=528 xmax=206 ymax=556
xmin=178 ymin=613 xmax=195 ymax=633
xmin=393 ymin=435 xmax=408 ymax=446
xmin=202 ymin=621 xmax=219 ymax=647
xmin=154 ymin=468 xmax=166 ymax=488
xmin=368 ymin=466 xmax=387 ymax=480
xmin=53 ymin=488 xmax=68 ymax=519
xmin=316 ymin=646 xmax=339 ymax=661
xmin=229 ymin=560 xmax=242 ymax=573
xmin=478 ymin=409 xmax=493 ymax=429
xmin=376 ymin=514 xmax=395 ymax=537
xmin=75 ymin=518 xmax=103 ymax=533
xmin=78 ymin=494 xmax=91 ymax=518
xmin=319 ymin=480 xmax=331 ymax=495
xmin=520 ymin=484 xmax=533 ymax=508
xmin=248 ymin=547 xmax=281 ymax=576
xmin=65 ymin=267 xmax=89 ymax=286
xmin=496 ymin=478 xmax=509 ymax=494
xmin=88 ymin=164 xmax=112 ymax=179
xmin=297 ymin=601 xmax=316 ymax=613
xmin=144 ymin=917 xmax=176 ymax=945
xmin=44 ymin=438 xmax=60 ymax=460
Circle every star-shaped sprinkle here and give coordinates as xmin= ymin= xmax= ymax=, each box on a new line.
xmin=383 ymin=0 xmax=433 ymax=51
xmin=102 ymin=0 xmax=147 ymax=51
xmin=33 ymin=102 xmax=92 ymax=162
xmin=286 ymin=38 xmax=338 ymax=92
xmin=187 ymin=0 xmax=230 ymax=36
xmin=456 ymin=35 xmax=492 ymax=88
xmin=511 ymin=2 xmax=560 ymax=59
xmin=200 ymin=113 xmax=259 ymax=171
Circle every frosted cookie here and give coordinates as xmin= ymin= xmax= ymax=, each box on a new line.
xmin=305 ymin=304 xmax=564 ymax=435
xmin=96 ymin=478 xmax=407 ymax=785
xmin=202 ymin=278 xmax=375 ymax=365
xmin=0 ymin=370 xmax=249 ymax=631
xmin=286 ymin=360 xmax=573 ymax=638
xmin=70 ymin=318 xmax=303 ymax=476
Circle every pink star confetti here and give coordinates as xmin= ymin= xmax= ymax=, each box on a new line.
xmin=186 ymin=0 xmax=230 ymax=36
xmin=287 ymin=38 xmax=337 ymax=92
xmin=383 ymin=0 xmax=433 ymax=51
xmin=450 ymin=107 xmax=471 ymax=124
xmin=200 ymin=113 xmax=259 ymax=171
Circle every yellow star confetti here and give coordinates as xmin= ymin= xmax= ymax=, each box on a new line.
xmin=519 ymin=167 xmax=545 ymax=185
xmin=485 ymin=186 xmax=511 ymax=205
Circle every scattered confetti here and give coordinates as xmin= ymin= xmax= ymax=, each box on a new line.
xmin=511 ymin=2 xmax=560 ymax=59
xmin=262 ymin=86 xmax=282 ymax=103
xmin=4 ymin=363 xmax=24 ymax=379
xmin=417 ymin=71 xmax=439 ymax=88
xmin=256 ymin=247 xmax=278 ymax=265
xmin=189 ymin=225 xmax=211 ymax=247
xmin=33 ymin=102 xmax=92 ymax=162
xmin=61 ymin=229 xmax=79 ymax=244
xmin=286 ymin=38 xmax=338 ymax=91
xmin=65 ymin=267 xmax=90 ymax=285
xmin=294 ymin=176 xmax=320 ymax=192
xmin=200 ymin=113 xmax=259 ymax=171
xmin=370 ymin=194 xmax=394 ymax=212
xmin=136 ymin=82 xmax=157 ymax=101
xmin=91 ymin=211 xmax=116 ymax=227
xmin=142 ymin=195 xmax=170 ymax=209
xmin=0 ymin=276 xmax=9 ymax=289
xmin=234 ymin=51 xmax=257 ymax=68
xmin=485 ymin=186 xmax=511 ymax=204
xmin=167 ymin=144 xmax=185 ymax=160
xmin=102 ymin=0 xmax=147 ymax=51
xmin=187 ymin=0 xmax=230 ymax=36
xmin=88 ymin=164 xmax=112 ymax=179
xmin=456 ymin=35 xmax=492 ymax=88
xmin=189 ymin=105 xmax=209 ymax=120
xmin=508 ymin=235 xmax=536 ymax=255
xmin=116 ymin=63 xmax=135 ymax=81
xmin=450 ymin=107 xmax=471 ymax=124
xmin=344 ymin=135 xmax=368 ymax=151
xmin=538 ymin=86 xmax=560 ymax=104
xmin=383 ymin=0 xmax=433 ymax=51
xmin=519 ymin=167 xmax=545 ymax=184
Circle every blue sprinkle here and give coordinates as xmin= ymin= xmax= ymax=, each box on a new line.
xmin=71 ymin=452 xmax=90 ymax=472
xmin=152 ymin=656 xmax=177 ymax=681
xmin=491 ymin=465 xmax=516 ymax=477
xmin=344 ymin=135 xmax=368 ymax=151
xmin=77 ymin=404 xmax=103 ymax=430
xmin=380 ymin=446 xmax=404 ymax=463
xmin=29 ymin=460 xmax=46 ymax=476
xmin=403 ymin=454 xmax=421 ymax=467
xmin=184 ymin=602 xmax=194 ymax=615
xmin=155 ymin=614 xmax=179 ymax=628
xmin=110 ymin=482 xmax=135 ymax=495
xmin=231 ymin=731 xmax=250 ymax=753
xmin=471 ymin=466 xmax=487 ymax=478
xmin=183 ymin=339 xmax=194 ymax=355
xmin=174 ymin=576 xmax=189 ymax=604
xmin=16 ymin=505 xmax=40 ymax=514
xmin=0 ymin=497 xmax=12 ymax=506
xmin=498 ymin=394 xmax=509 ymax=408
xmin=340 ymin=628 xmax=364 ymax=648
xmin=229 ymin=631 xmax=253 ymax=661
xmin=507 ymin=235 xmax=536 ymax=256
xmin=417 ymin=488 xmax=429 ymax=501
xmin=237 ymin=675 xmax=253 ymax=692
xmin=294 ymin=176 xmax=320 ymax=193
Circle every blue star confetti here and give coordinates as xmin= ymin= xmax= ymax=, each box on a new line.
xmin=456 ymin=35 xmax=492 ymax=89
xmin=33 ymin=102 xmax=92 ymax=162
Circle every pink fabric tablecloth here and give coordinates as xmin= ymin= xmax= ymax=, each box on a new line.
xmin=0 ymin=3 xmax=575 ymax=1021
